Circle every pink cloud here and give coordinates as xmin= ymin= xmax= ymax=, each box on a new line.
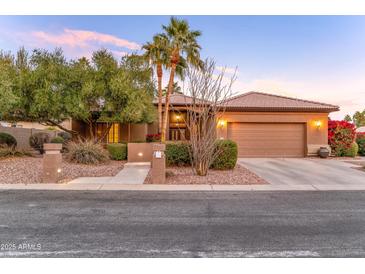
xmin=31 ymin=28 xmax=140 ymax=50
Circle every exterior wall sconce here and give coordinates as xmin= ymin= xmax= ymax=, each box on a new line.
xmin=218 ymin=119 xmax=226 ymax=128
xmin=138 ymin=152 xmax=143 ymax=157
xmin=314 ymin=120 xmax=322 ymax=129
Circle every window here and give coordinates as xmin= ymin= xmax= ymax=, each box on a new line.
xmin=95 ymin=123 xmax=120 ymax=143
xmin=108 ymin=123 xmax=119 ymax=143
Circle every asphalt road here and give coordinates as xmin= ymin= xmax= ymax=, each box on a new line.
xmin=0 ymin=190 xmax=365 ymax=257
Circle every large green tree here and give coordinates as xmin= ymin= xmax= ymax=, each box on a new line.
xmin=0 ymin=48 xmax=155 ymax=141
xmin=353 ymin=110 xmax=365 ymax=128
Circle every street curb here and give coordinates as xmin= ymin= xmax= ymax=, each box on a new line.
xmin=1 ymin=184 xmax=365 ymax=191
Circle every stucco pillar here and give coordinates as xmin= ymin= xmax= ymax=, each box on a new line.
xmin=42 ymin=143 xmax=62 ymax=183
xmin=151 ymin=143 xmax=166 ymax=184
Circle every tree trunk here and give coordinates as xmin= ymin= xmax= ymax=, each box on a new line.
xmin=45 ymin=119 xmax=79 ymax=137
xmin=96 ymin=123 xmax=113 ymax=144
xmin=157 ymin=63 xmax=163 ymax=134
xmin=161 ymin=62 xmax=176 ymax=142
xmin=88 ymin=120 xmax=94 ymax=141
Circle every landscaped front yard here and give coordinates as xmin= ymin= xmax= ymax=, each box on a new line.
xmin=0 ymin=157 xmax=125 ymax=184
xmin=144 ymin=165 xmax=267 ymax=185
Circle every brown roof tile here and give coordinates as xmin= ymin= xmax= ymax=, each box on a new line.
xmin=224 ymin=92 xmax=339 ymax=112
xmin=154 ymin=93 xmax=209 ymax=106
xmin=154 ymin=91 xmax=340 ymax=113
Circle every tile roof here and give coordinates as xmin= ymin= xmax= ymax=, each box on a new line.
xmin=153 ymin=93 xmax=209 ymax=106
xmin=154 ymin=91 xmax=340 ymax=112
xmin=224 ymin=92 xmax=339 ymax=112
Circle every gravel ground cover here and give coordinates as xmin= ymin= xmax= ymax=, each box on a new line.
xmin=0 ymin=157 xmax=125 ymax=184
xmin=144 ymin=164 xmax=267 ymax=185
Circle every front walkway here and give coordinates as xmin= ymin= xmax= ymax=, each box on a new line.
xmin=66 ymin=162 xmax=151 ymax=185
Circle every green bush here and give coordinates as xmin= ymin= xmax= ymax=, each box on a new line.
xmin=66 ymin=140 xmax=109 ymax=164
xmin=345 ymin=142 xmax=359 ymax=157
xmin=0 ymin=132 xmax=17 ymax=148
xmin=107 ymin=143 xmax=127 ymax=160
xmin=165 ymin=142 xmax=191 ymax=166
xmin=50 ymin=136 xmax=65 ymax=144
xmin=57 ymin=131 xmax=72 ymax=143
xmin=211 ymin=140 xmax=238 ymax=170
xmin=357 ymin=134 xmax=365 ymax=156
xmin=0 ymin=147 xmax=31 ymax=158
xmin=29 ymin=132 xmax=50 ymax=154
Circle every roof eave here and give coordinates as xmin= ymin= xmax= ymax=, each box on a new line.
xmin=224 ymin=106 xmax=340 ymax=113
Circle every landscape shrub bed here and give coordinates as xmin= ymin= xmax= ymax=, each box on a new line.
xmin=0 ymin=132 xmax=17 ymax=148
xmin=107 ymin=143 xmax=127 ymax=160
xmin=357 ymin=133 xmax=365 ymax=156
xmin=146 ymin=134 xmax=161 ymax=143
xmin=66 ymin=141 xmax=109 ymax=164
xmin=29 ymin=132 xmax=50 ymax=154
xmin=50 ymin=136 xmax=64 ymax=144
xmin=165 ymin=140 xmax=238 ymax=170
xmin=165 ymin=142 xmax=191 ymax=166
xmin=345 ymin=142 xmax=359 ymax=157
xmin=328 ymin=120 xmax=356 ymax=156
xmin=0 ymin=146 xmax=31 ymax=158
xmin=57 ymin=131 xmax=72 ymax=143
xmin=211 ymin=140 xmax=238 ymax=170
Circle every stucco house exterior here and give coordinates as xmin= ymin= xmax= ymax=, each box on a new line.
xmin=71 ymin=91 xmax=339 ymax=158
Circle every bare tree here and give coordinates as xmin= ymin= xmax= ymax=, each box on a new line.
xmin=184 ymin=59 xmax=236 ymax=176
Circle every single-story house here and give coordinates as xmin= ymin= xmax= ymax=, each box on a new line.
xmin=71 ymin=91 xmax=339 ymax=158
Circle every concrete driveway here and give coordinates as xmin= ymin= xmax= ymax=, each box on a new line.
xmin=238 ymin=158 xmax=365 ymax=186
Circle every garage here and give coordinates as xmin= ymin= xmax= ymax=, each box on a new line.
xmin=228 ymin=123 xmax=306 ymax=157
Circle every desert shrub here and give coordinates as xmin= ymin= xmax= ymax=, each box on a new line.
xmin=328 ymin=120 xmax=356 ymax=156
xmin=107 ymin=143 xmax=127 ymax=160
xmin=211 ymin=140 xmax=238 ymax=170
xmin=165 ymin=142 xmax=191 ymax=166
xmin=57 ymin=131 xmax=72 ymax=143
xmin=66 ymin=141 xmax=109 ymax=164
xmin=50 ymin=136 xmax=65 ymax=144
xmin=345 ymin=142 xmax=359 ymax=157
xmin=357 ymin=133 xmax=365 ymax=156
xmin=146 ymin=134 xmax=161 ymax=143
xmin=0 ymin=146 xmax=31 ymax=158
xmin=29 ymin=132 xmax=50 ymax=154
xmin=0 ymin=132 xmax=17 ymax=148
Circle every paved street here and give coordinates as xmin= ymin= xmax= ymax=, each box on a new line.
xmin=0 ymin=190 xmax=365 ymax=257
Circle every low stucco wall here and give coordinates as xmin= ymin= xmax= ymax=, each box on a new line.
xmin=216 ymin=112 xmax=329 ymax=156
xmin=0 ymin=126 xmax=59 ymax=150
xmin=127 ymin=143 xmax=153 ymax=162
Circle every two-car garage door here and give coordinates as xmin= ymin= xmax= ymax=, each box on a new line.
xmin=228 ymin=123 xmax=305 ymax=157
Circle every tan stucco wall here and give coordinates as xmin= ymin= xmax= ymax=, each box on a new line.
xmin=14 ymin=119 xmax=72 ymax=130
xmin=120 ymin=123 xmax=148 ymax=142
xmin=127 ymin=143 xmax=153 ymax=162
xmin=0 ymin=126 xmax=59 ymax=150
xmin=216 ymin=112 xmax=329 ymax=156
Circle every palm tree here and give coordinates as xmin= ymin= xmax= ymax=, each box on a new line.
xmin=160 ymin=17 xmax=203 ymax=142
xmin=162 ymin=82 xmax=182 ymax=96
xmin=142 ymin=34 xmax=169 ymax=134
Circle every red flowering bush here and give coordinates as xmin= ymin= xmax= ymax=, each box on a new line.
xmin=146 ymin=134 xmax=161 ymax=143
xmin=356 ymin=132 xmax=365 ymax=156
xmin=328 ymin=120 xmax=356 ymax=156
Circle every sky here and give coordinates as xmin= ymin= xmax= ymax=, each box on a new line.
xmin=0 ymin=15 xmax=364 ymax=119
